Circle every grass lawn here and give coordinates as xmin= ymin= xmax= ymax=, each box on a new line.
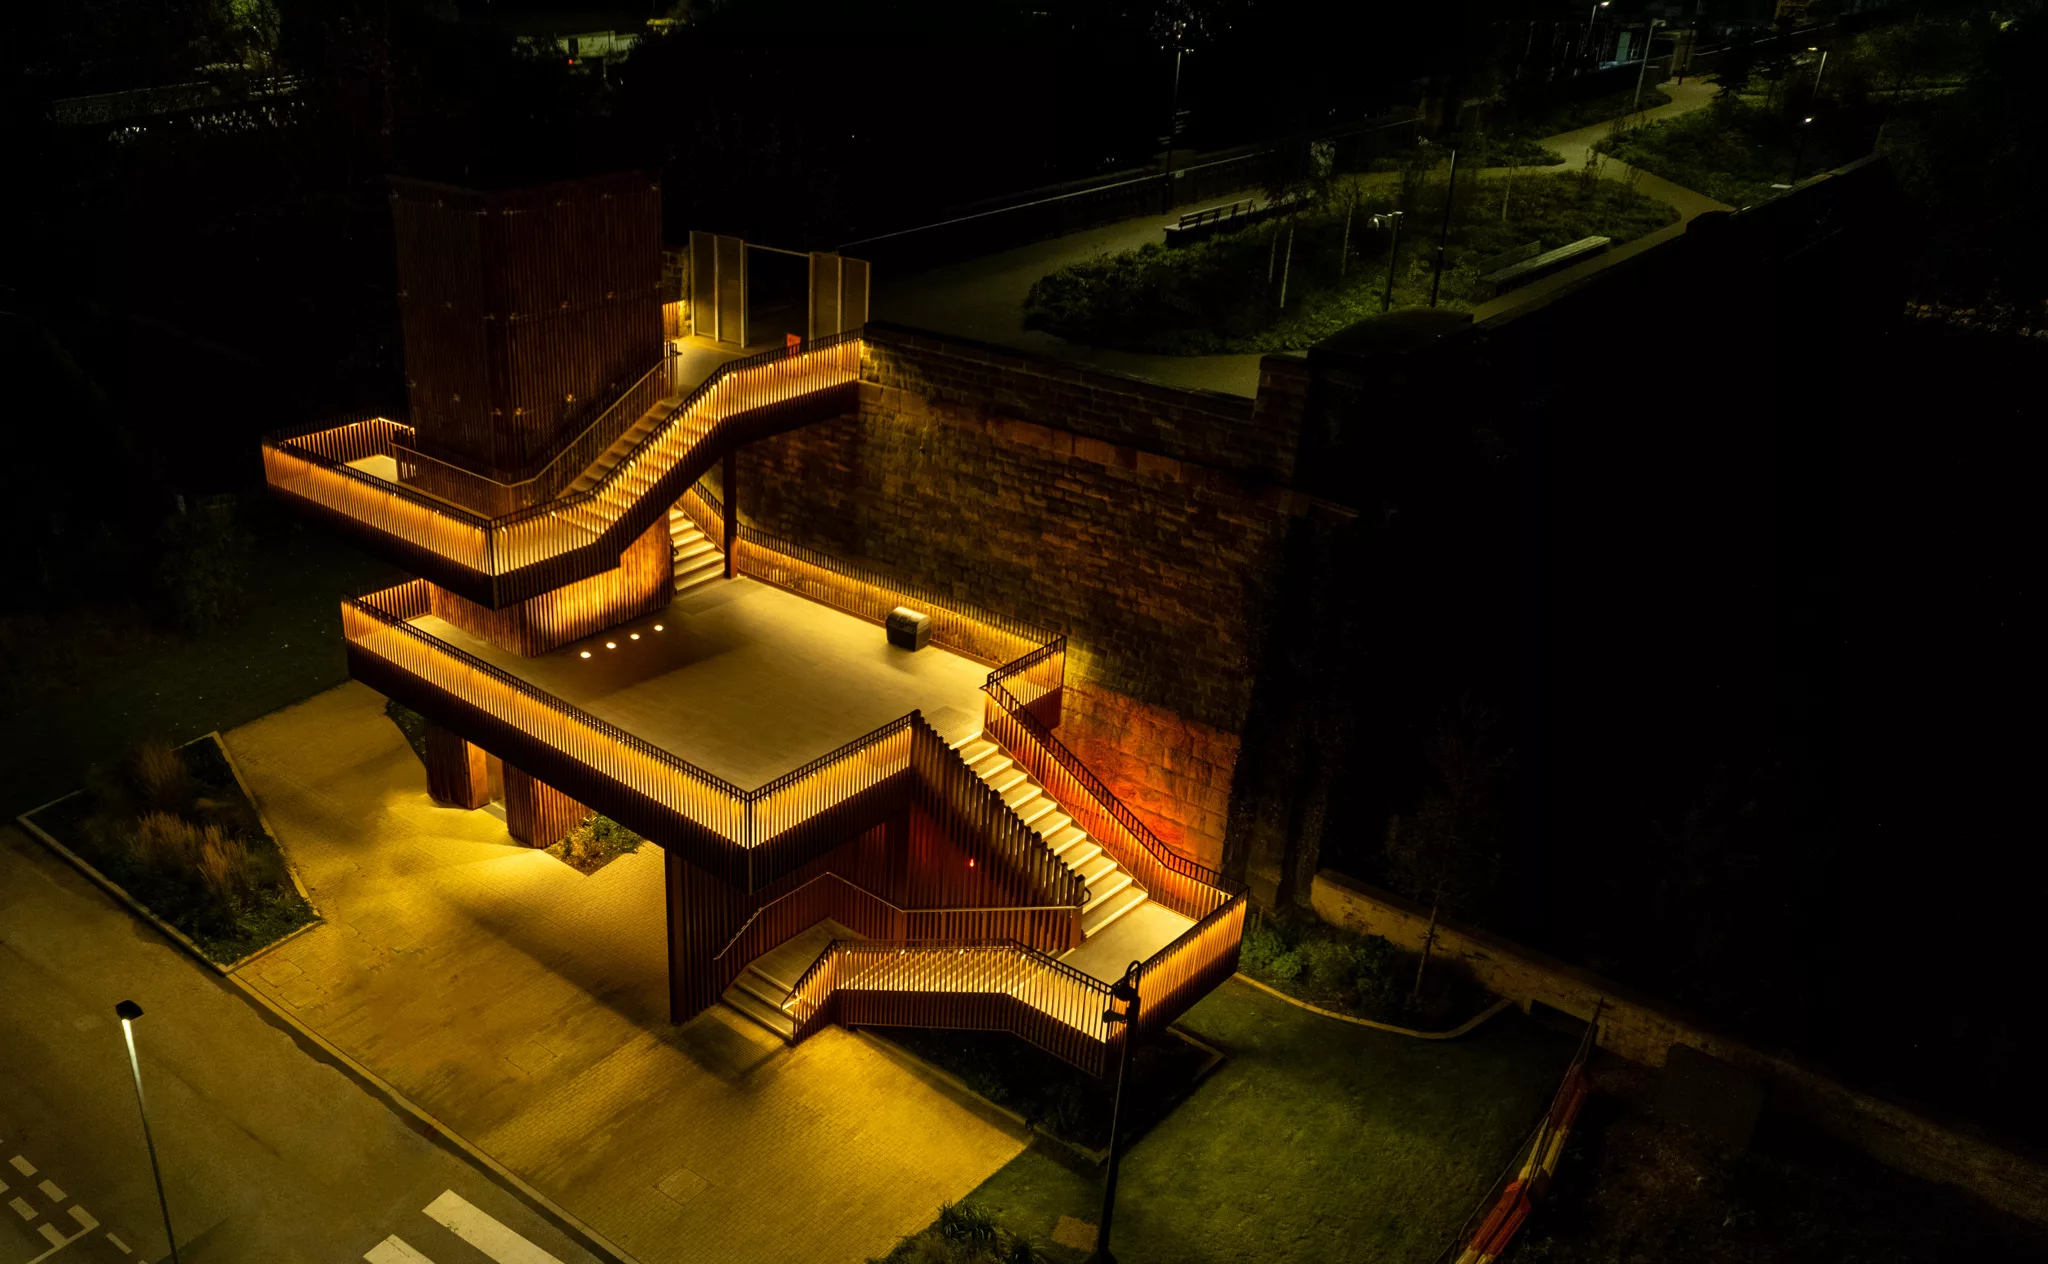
xmin=1597 ymin=99 xmax=1866 ymax=209
xmin=0 ymin=506 xmax=399 ymax=815
xmin=1521 ymin=85 xmax=1673 ymax=137
xmin=1025 ymin=173 xmax=1676 ymax=355
xmin=957 ymin=978 xmax=1576 ymax=1264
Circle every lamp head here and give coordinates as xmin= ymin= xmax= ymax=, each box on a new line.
xmin=115 ymin=999 xmax=144 ymax=1022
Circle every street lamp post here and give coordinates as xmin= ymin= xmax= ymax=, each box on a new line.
xmin=1583 ymin=0 xmax=1611 ymax=64
xmin=1429 ymin=147 xmax=1459 ymax=308
xmin=1630 ymin=19 xmax=1667 ymax=115
xmin=1790 ymin=115 xmax=1814 ymax=182
xmin=1374 ymin=211 xmax=1405 ymax=313
xmin=115 ymin=1001 xmax=181 ymax=1264
xmin=1087 ymin=961 xmax=1143 ymax=1264
xmin=1808 ymin=45 xmax=1831 ymax=103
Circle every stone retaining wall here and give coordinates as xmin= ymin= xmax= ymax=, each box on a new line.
xmin=1311 ymin=868 xmax=2048 ymax=1226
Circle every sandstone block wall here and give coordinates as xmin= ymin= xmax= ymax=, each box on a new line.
xmin=737 ymin=325 xmax=1315 ymax=870
xmin=1310 ymin=869 xmax=2048 ymax=1227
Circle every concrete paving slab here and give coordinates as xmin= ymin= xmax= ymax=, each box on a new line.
xmin=412 ymin=577 xmax=991 ymax=789
xmin=222 ymin=683 xmax=1029 ymax=1264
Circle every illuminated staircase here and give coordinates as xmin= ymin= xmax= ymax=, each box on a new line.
xmin=668 ymin=508 xmax=723 ymax=594
xmin=950 ymin=733 xmax=1151 ymax=939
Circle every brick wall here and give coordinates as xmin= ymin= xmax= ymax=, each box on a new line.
xmin=736 ymin=326 xmax=1319 ymax=869
xmin=1311 ymin=870 xmax=2048 ymax=1227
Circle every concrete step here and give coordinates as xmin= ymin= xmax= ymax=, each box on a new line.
xmin=675 ymin=553 xmax=723 ymax=590
xmin=1032 ymin=809 xmax=1072 ymax=837
xmin=674 ymin=538 xmax=717 ymax=565
xmin=950 ymin=731 xmax=986 ymax=754
xmin=986 ymin=769 xmax=1030 ymax=798
xmin=1083 ymin=886 xmax=1149 ymax=938
xmin=1076 ymin=854 xmax=1119 ymax=886
xmin=722 ymin=986 xmax=795 ymax=1040
xmin=733 ymin=969 xmax=792 ymax=1013
xmin=1045 ymin=824 xmax=1089 ymax=854
xmin=972 ymin=753 xmax=1016 ymax=781
xmin=1084 ymin=870 xmax=1134 ymax=913
xmin=1060 ymin=840 xmax=1103 ymax=869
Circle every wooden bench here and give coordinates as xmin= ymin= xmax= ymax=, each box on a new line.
xmin=1164 ymin=198 xmax=1275 ymax=247
xmin=1476 ymin=236 xmax=1612 ymax=299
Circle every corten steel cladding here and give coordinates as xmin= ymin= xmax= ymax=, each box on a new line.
xmin=392 ymin=173 xmax=664 ymax=479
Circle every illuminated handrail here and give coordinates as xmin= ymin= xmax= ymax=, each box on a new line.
xmin=692 ymin=483 xmax=1059 ymax=668
xmin=388 ymin=350 xmax=695 ymax=517
xmin=983 ymin=673 xmax=1232 ymax=921
xmin=345 ymin=580 xmax=1083 ymax=915
xmin=265 ymin=332 xmax=863 ymax=587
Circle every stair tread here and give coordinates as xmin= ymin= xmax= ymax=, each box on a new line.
xmin=723 ymin=988 xmax=796 ymax=1038
xmin=1083 ymin=886 xmax=1149 ymax=937
xmin=1084 ymin=872 xmax=1134 ymax=913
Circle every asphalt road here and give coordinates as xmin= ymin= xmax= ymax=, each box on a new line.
xmin=0 ymin=826 xmax=603 ymax=1264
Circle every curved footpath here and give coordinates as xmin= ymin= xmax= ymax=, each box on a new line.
xmin=874 ymin=77 xmax=1728 ymax=396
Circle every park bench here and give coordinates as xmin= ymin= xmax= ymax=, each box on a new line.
xmin=1163 ymin=198 xmax=1260 ymax=247
xmin=1475 ymin=235 xmax=1612 ymax=299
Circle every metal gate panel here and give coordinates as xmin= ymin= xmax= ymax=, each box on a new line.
xmin=714 ymin=234 xmax=746 ymax=347
xmin=808 ymin=252 xmax=842 ymax=340
xmin=689 ymin=231 xmax=717 ymax=342
xmin=840 ymin=257 xmax=870 ymax=330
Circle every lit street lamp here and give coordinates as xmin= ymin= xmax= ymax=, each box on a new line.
xmin=1372 ymin=211 xmax=1406 ymax=313
xmin=1790 ymin=115 xmax=1815 ymax=182
xmin=1583 ymin=0 xmax=1611 ymax=64
xmin=1630 ymin=19 xmax=1667 ymax=115
xmin=115 ymin=1000 xmax=182 ymax=1264
xmin=1087 ymin=961 xmax=1144 ymax=1264
xmin=1807 ymin=44 xmax=1832 ymax=103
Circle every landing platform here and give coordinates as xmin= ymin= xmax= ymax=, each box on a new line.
xmin=411 ymin=577 xmax=991 ymax=788
xmin=1061 ymin=901 xmax=1194 ymax=984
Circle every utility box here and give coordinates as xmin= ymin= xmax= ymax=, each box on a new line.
xmin=886 ymin=607 xmax=931 ymax=651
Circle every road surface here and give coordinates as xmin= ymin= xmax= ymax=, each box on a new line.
xmin=0 ymin=825 xmax=603 ymax=1264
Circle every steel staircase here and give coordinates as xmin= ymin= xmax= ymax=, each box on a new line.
xmin=949 ymin=732 xmax=1151 ymax=939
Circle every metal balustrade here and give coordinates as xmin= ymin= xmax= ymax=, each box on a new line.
xmin=266 ymin=333 xmax=863 ymax=605
xmin=331 ymin=487 xmax=1244 ymax=1072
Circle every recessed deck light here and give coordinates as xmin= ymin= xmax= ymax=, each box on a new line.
xmin=654 ymin=624 xmax=664 ymax=631
xmin=580 ymin=651 xmax=591 ymax=658
xmin=630 ymin=633 xmax=640 ymax=640
xmin=605 ymin=641 xmax=617 ymax=649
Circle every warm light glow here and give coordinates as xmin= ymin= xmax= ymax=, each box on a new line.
xmin=654 ymin=624 xmax=664 ymax=631
xmin=605 ymin=641 xmax=617 ymax=649
xmin=630 ymin=633 xmax=640 ymax=640
xmin=580 ymin=651 xmax=591 ymax=658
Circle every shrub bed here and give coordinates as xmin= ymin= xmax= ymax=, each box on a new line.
xmin=1596 ymin=98 xmax=1865 ymax=208
xmin=1024 ymin=172 xmax=1676 ymax=354
xmin=545 ymin=814 xmax=644 ymax=875
xmin=871 ymin=1202 xmax=1041 ymax=1264
xmin=30 ymin=735 xmax=317 ymax=964
xmin=1237 ymin=906 xmax=1494 ymax=1030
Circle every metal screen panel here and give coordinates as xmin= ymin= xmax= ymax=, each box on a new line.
xmin=714 ymin=233 xmax=746 ymax=347
xmin=690 ymin=231 xmax=717 ymax=342
xmin=840 ymin=257 xmax=870 ymax=330
xmin=809 ymin=252 xmax=842 ymax=339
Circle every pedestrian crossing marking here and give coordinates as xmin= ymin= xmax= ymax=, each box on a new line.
xmin=423 ymin=1190 xmax=566 ymax=1264
xmin=7 ymin=1157 xmax=35 ymax=1177
xmin=364 ymin=1234 xmax=437 ymax=1264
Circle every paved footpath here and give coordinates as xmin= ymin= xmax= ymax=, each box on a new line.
xmin=877 ymin=77 xmax=1729 ymax=393
xmin=0 ymin=824 xmax=600 ymax=1264
xmin=217 ymin=682 xmax=1029 ymax=1264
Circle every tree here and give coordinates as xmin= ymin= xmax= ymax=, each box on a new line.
xmin=1380 ymin=695 xmax=1509 ymax=1001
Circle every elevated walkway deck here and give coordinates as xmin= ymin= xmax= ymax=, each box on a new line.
xmin=410 ymin=577 xmax=989 ymax=788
